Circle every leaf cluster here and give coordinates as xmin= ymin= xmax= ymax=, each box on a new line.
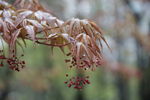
xmin=0 ymin=0 xmax=109 ymax=70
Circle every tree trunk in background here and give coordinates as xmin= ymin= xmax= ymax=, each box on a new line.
xmin=115 ymin=38 xmax=129 ymax=100
xmin=137 ymin=48 xmax=150 ymax=100
xmin=116 ymin=76 xmax=128 ymax=100
xmin=123 ymin=0 xmax=150 ymax=100
xmin=114 ymin=1 xmax=129 ymax=98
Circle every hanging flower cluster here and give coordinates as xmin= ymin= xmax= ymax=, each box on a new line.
xmin=64 ymin=74 xmax=90 ymax=90
xmin=0 ymin=50 xmax=25 ymax=71
xmin=0 ymin=0 xmax=110 ymax=89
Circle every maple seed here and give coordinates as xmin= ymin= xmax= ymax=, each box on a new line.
xmin=65 ymin=59 xmax=71 ymax=63
xmin=69 ymin=66 xmax=72 ymax=68
xmin=0 ymin=55 xmax=5 ymax=59
xmin=68 ymin=84 xmax=72 ymax=88
xmin=21 ymin=54 xmax=24 ymax=57
xmin=12 ymin=50 xmax=15 ymax=53
xmin=22 ymin=61 xmax=25 ymax=64
xmin=66 ymin=74 xmax=69 ymax=77
xmin=66 ymin=52 xmax=71 ymax=56
xmin=64 ymin=81 xmax=68 ymax=84
xmin=0 ymin=62 xmax=3 ymax=67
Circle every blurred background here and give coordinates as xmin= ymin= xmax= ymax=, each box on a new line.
xmin=0 ymin=0 xmax=150 ymax=100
